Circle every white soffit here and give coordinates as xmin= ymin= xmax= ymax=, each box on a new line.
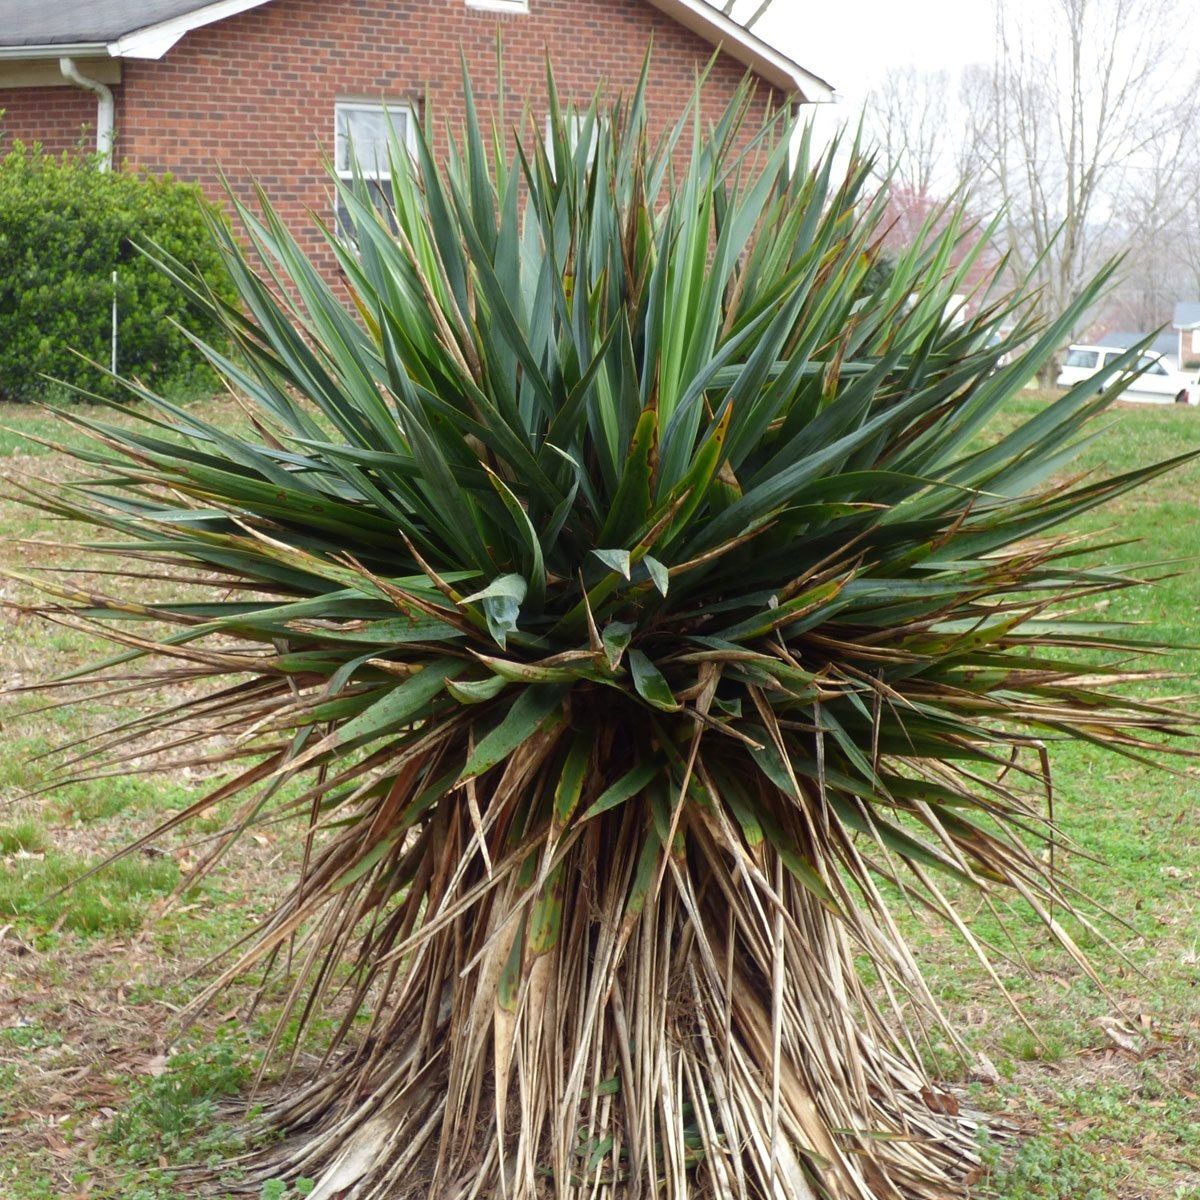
xmin=108 ymin=0 xmax=274 ymax=60
xmin=644 ymin=0 xmax=833 ymax=102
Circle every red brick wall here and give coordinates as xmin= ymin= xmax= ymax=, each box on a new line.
xmin=1 ymin=1 xmax=788 ymax=278
xmin=0 ymin=86 xmax=102 ymax=155
xmin=112 ymin=0 xmax=787 ymax=270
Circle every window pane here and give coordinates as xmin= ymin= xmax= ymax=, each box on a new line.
xmin=336 ymin=105 xmax=405 ymax=177
xmin=1065 ymin=349 xmax=1098 ymax=368
xmin=336 ymin=179 xmax=397 ymax=240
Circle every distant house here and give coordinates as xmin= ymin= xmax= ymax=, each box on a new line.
xmin=1096 ymin=329 xmax=1179 ymax=367
xmin=0 ymin=0 xmax=832 ymax=279
xmin=1174 ymin=303 xmax=1200 ymax=369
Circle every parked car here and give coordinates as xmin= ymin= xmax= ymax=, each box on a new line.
xmin=1056 ymin=344 xmax=1198 ymax=404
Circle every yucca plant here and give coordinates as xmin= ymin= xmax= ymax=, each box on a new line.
xmin=8 ymin=63 xmax=1195 ymax=1199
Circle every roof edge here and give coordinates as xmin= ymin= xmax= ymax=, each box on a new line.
xmin=644 ymin=0 xmax=834 ymax=102
xmin=0 ymin=0 xmax=833 ymax=101
xmin=0 ymin=42 xmax=107 ymax=60
xmin=108 ymin=0 xmax=274 ymax=59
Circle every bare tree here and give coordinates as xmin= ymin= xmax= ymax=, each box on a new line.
xmin=960 ymin=0 xmax=1200 ymax=366
xmin=864 ymin=66 xmax=954 ymax=198
xmin=1174 ymin=191 xmax=1200 ymax=302
xmin=1102 ymin=118 xmax=1200 ymax=333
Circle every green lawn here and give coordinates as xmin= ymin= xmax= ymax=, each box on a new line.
xmin=907 ymin=394 xmax=1200 ymax=1198
xmin=0 ymin=392 xmax=1198 ymax=1198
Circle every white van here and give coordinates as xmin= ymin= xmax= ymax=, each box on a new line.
xmin=1056 ymin=344 xmax=1197 ymax=405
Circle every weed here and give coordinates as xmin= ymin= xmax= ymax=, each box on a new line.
xmin=104 ymin=1043 xmax=251 ymax=1167
xmin=0 ymin=820 xmax=49 ymax=855
xmin=973 ymin=1135 xmax=1123 ymax=1198
xmin=260 ymin=1180 xmax=315 ymax=1199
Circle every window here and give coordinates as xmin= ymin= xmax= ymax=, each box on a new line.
xmin=465 ymin=0 xmax=529 ymax=11
xmin=1065 ymin=349 xmax=1098 ymax=369
xmin=1191 ymin=329 xmax=1200 ymax=354
xmin=1137 ymin=355 xmax=1168 ymax=376
xmin=334 ymin=100 xmax=416 ymax=237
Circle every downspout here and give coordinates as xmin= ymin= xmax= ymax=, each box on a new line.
xmin=59 ymin=57 xmax=115 ymax=170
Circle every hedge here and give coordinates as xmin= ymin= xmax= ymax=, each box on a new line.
xmin=0 ymin=142 xmax=236 ymax=401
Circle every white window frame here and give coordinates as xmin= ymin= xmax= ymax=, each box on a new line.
xmin=1192 ymin=329 xmax=1200 ymax=354
xmin=335 ymin=99 xmax=417 ymax=184
xmin=334 ymin=99 xmax=417 ymax=237
xmin=465 ymin=0 xmax=529 ymax=12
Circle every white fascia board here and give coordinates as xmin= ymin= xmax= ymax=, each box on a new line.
xmin=108 ymin=0 xmax=274 ymax=60
xmin=645 ymin=0 xmax=833 ymax=102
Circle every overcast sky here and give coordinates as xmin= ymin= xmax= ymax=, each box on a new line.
xmin=746 ymin=0 xmax=997 ymax=113
xmin=745 ymin=0 xmax=1200 ymax=114
xmin=734 ymin=0 xmax=1200 ymax=175
xmin=758 ymin=0 xmax=993 ymax=99
xmin=719 ymin=1 xmax=1001 ymax=162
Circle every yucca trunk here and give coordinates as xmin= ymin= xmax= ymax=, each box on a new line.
xmin=255 ymin=790 xmax=978 ymax=1198
xmin=9 ymin=61 xmax=1193 ymax=1200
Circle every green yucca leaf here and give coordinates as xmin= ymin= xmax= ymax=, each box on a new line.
xmin=627 ymin=649 xmax=681 ymax=713
xmin=10 ymin=55 xmax=1198 ymax=1200
xmin=458 ymin=684 xmax=567 ymax=784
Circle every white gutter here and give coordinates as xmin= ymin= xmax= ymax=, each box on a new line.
xmin=59 ymin=57 xmax=115 ymax=170
xmin=0 ymin=43 xmax=106 ymax=60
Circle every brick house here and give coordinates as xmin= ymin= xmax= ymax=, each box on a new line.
xmin=1174 ymin=302 xmax=1200 ymax=370
xmin=0 ymin=0 xmax=831 ymax=273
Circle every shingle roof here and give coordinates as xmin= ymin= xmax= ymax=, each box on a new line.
xmin=1097 ymin=330 xmax=1177 ymax=359
xmin=0 ymin=0 xmax=220 ymax=47
xmin=1174 ymin=302 xmax=1200 ymax=330
xmin=0 ymin=0 xmax=832 ymax=100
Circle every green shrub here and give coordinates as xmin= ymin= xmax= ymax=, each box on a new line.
xmin=0 ymin=142 xmax=235 ymax=401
